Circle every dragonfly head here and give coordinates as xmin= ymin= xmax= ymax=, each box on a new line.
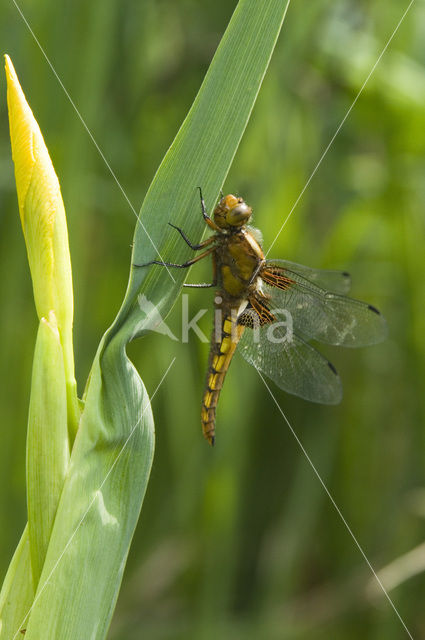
xmin=213 ymin=194 xmax=252 ymax=229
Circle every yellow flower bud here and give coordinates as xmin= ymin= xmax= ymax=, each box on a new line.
xmin=5 ymin=55 xmax=79 ymax=436
xmin=5 ymin=54 xmax=73 ymax=333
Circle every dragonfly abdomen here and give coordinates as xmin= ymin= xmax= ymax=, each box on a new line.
xmin=201 ymin=313 xmax=244 ymax=445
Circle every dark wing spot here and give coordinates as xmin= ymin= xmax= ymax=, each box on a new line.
xmin=238 ymin=312 xmax=254 ymax=327
xmin=342 ymin=271 xmax=350 ymax=278
xmin=368 ymin=304 xmax=381 ymax=315
xmin=327 ymin=361 xmax=338 ymax=376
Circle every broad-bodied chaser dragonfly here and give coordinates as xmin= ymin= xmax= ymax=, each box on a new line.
xmin=137 ymin=190 xmax=387 ymax=445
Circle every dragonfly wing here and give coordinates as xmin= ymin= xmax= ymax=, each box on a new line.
xmin=238 ymin=321 xmax=342 ymax=404
xmin=268 ymin=259 xmax=352 ymax=294
xmin=260 ymin=261 xmax=387 ymax=347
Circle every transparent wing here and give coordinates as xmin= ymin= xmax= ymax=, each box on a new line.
xmin=271 ymin=259 xmax=351 ymax=294
xmin=245 ymin=225 xmax=263 ymax=246
xmin=260 ymin=260 xmax=387 ymax=347
xmin=238 ymin=322 xmax=342 ymax=404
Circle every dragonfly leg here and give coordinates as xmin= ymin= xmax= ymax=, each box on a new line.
xmin=183 ymin=282 xmax=216 ymax=288
xmin=198 ymin=186 xmax=208 ymax=217
xmin=168 ymin=223 xmax=214 ymax=250
xmin=183 ymin=262 xmax=217 ymax=289
xmin=197 ymin=186 xmax=221 ymax=231
xmin=133 ymin=246 xmax=215 ymax=269
xmin=183 ymin=250 xmax=217 ymax=287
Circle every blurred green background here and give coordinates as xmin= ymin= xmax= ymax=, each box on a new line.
xmin=0 ymin=0 xmax=424 ymax=638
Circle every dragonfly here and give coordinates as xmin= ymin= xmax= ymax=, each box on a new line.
xmin=136 ymin=190 xmax=387 ymax=445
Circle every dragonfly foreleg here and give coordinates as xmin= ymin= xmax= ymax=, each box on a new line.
xmin=198 ymin=186 xmax=221 ymax=231
xmin=198 ymin=186 xmax=208 ymax=217
xmin=168 ymin=223 xmax=214 ymax=250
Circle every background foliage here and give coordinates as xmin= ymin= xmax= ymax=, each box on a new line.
xmin=0 ymin=1 xmax=424 ymax=638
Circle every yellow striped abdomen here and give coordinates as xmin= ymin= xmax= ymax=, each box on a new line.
xmin=201 ymin=313 xmax=244 ymax=445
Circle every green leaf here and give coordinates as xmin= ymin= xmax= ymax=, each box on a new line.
xmin=27 ymin=316 xmax=70 ymax=587
xmin=23 ymin=334 xmax=155 ymax=639
xmin=0 ymin=526 xmax=34 ymax=639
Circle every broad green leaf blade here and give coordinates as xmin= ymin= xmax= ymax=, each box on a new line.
xmin=23 ymin=334 xmax=154 ymax=640
xmin=27 ymin=316 xmax=70 ymax=587
xmin=0 ymin=526 xmax=34 ymax=639
xmin=110 ymin=0 xmax=292 ymax=344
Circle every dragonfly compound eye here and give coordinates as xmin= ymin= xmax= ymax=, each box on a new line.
xmin=227 ymin=201 xmax=252 ymax=226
